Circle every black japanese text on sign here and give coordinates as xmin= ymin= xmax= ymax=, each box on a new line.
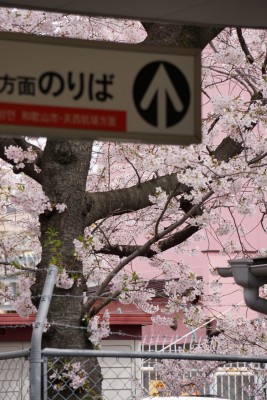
xmin=0 ymin=32 xmax=201 ymax=145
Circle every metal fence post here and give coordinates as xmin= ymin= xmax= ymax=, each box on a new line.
xmin=30 ymin=265 xmax=58 ymax=400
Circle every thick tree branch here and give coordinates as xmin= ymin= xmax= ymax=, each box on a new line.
xmin=262 ymin=50 xmax=267 ymax=77
xmin=85 ymin=174 xmax=189 ymax=227
xmin=213 ymin=136 xmax=243 ymax=162
xmin=0 ymin=137 xmax=42 ymax=184
xmin=95 ymin=224 xmax=199 ymax=258
xmin=142 ymin=23 xmax=224 ymax=49
xmin=85 ymin=134 xmax=244 ymax=227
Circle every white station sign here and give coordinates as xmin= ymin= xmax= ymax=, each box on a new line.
xmin=0 ymin=33 xmax=201 ymax=145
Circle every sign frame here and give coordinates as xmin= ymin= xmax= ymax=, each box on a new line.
xmin=0 ymin=32 xmax=201 ymax=145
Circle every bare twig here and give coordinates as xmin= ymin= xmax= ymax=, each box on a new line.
xmin=125 ymin=156 xmax=142 ymax=186
xmin=236 ymin=28 xmax=254 ymax=64
xmin=154 ymin=185 xmax=180 ymax=236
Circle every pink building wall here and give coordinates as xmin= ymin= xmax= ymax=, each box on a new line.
xmin=134 ymin=210 xmax=265 ymax=341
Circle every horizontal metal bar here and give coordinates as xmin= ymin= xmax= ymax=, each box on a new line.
xmin=42 ymin=348 xmax=267 ymax=363
xmin=0 ymin=348 xmax=30 ymax=360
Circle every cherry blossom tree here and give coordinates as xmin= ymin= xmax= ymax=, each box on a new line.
xmin=1 ymin=7 xmax=267 ymax=399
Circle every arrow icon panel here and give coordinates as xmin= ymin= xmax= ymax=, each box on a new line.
xmin=133 ymin=61 xmax=190 ymax=129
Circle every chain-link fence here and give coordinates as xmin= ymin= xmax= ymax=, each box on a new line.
xmin=0 ymin=349 xmax=30 ymax=400
xmin=1 ymin=348 xmax=267 ymax=399
xmin=1 ymin=268 xmax=266 ymax=400
xmin=42 ymin=349 xmax=267 ymax=400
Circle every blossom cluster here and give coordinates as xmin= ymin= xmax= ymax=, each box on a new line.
xmin=151 ymin=315 xmax=174 ymax=326
xmin=56 ymin=269 xmax=74 ymax=289
xmin=49 ymin=361 xmax=88 ymax=392
xmin=0 ymin=8 xmax=146 ymax=44
xmin=74 ymin=228 xmax=103 ymax=260
xmin=120 ymin=287 xmax=159 ymax=314
xmin=55 ymin=203 xmax=67 ymax=213
xmin=149 ymin=187 xmax=168 ymax=207
xmin=73 ymin=228 xmax=109 ymax=286
xmin=0 ymin=284 xmax=14 ymax=307
xmin=87 ymin=310 xmax=110 ymax=346
xmin=4 ymin=145 xmax=37 ymax=169
xmin=10 ymin=179 xmax=52 ymax=216
xmin=13 ymin=275 xmax=36 ymax=317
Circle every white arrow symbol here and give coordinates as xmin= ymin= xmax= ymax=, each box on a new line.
xmin=140 ymin=64 xmax=184 ymax=129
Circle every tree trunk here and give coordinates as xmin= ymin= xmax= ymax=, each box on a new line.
xmin=32 ymin=139 xmax=102 ymax=399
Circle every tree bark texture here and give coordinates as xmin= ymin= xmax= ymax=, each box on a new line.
xmin=32 ymin=140 xmax=102 ymax=399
